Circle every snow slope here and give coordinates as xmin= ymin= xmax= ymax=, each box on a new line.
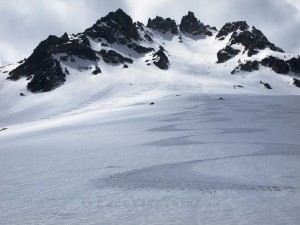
xmin=0 ymin=30 xmax=300 ymax=225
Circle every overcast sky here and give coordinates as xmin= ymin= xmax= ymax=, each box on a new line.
xmin=1 ymin=0 xmax=300 ymax=66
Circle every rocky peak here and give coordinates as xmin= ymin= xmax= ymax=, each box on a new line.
xmin=101 ymin=8 xmax=130 ymax=22
xmin=251 ymin=26 xmax=267 ymax=42
xmin=147 ymin=16 xmax=178 ymax=34
xmin=229 ymin=26 xmax=284 ymax=56
xmin=60 ymin=32 xmax=69 ymax=41
xmin=7 ymin=33 xmax=97 ymax=93
xmin=83 ymin=9 xmax=154 ymax=54
xmin=84 ymin=9 xmax=139 ymax=44
xmin=216 ymin=21 xmax=249 ymax=40
xmin=8 ymin=35 xmax=65 ymax=80
xmin=8 ymin=35 xmax=66 ymax=92
xmin=216 ymin=21 xmax=284 ymax=63
xmin=179 ymin=11 xmax=215 ymax=36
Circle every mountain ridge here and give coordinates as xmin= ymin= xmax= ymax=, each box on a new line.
xmin=2 ymin=8 xmax=300 ymax=93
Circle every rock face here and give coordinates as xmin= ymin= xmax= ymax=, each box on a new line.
xmin=147 ymin=16 xmax=178 ymax=34
xmin=84 ymin=9 xmax=139 ymax=44
xmin=152 ymin=47 xmax=169 ymax=70
xmin=136 ymin=22 xmax=154 ymax=43
xmin=231 ymin=60 xmax=259 ymax=74
xmin=7 ymin=33 xmax=97 ymax=92
xmin=179 ymin=11 xmax=215 ymax=36
xmin=8 ymin=35 xmax=67 ymax=92
xmin=216 ymin=21 xmax=284 ymax=63
xmin=98 ymin=49 xmax=133 ymax=64
xmin=264 ymin=83 xmax=273 ymax=89
xmin=240 ymin=60 xmax=259 ymax=72
xmin=231 ymin=56 xmax=300 ymax=76
xmin=261 ymin=56 xmax=290 ymax=74
xmin=84 ymin=9 xmax=154 ymax=55
xmin=53 ymin=42 xmax=97 ymax=61
xmin=26 ymin=59 xmax=66 ymax=92
xmin=5 ymin=9 xmax=159 ymax=93
xmin=287 ymin=57 xmax=300 ymax=74
xmin=229 ymin=26 xmax=284 ymax=57
xmin=127 ymin=43 xmax=154 ymax=54
xmin=217 ymin=46 xmax=240 ymax=63
xmin=216 ymin=21 xmax=249 ymax=40
xmin=259 ymin=56 xmax=300 ymax=75
xmin=51 ymin=33 xmax=97 ymax=61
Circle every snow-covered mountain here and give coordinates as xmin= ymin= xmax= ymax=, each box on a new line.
xmin=1 ymin=9 xmax=300 ymax=225
xmin=1 ymin=8 xmax=300 ymax=94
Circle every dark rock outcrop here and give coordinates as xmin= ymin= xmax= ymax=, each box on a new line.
xmin=229 ymin=26 xmax=284 ymax=57
xmin=98 ymin=49 xmax=133 ymax=64
xmin=264 ymin=83 xmax=272 ymax=89
xmin=240 ymin=60 xmax=259 ymax=72
xmin=26 ymin=58 xmax=66 ymax=92
xmin=293 ymin=78 xmax=300 ymax=88
xmin=259 ymin=56 xmax=300 ymax=75
xmin=92 ymin=66 xmax=101 ymax=75
xmin=217 ymin=46 xmax=240 ymax=63
xmin=7 ymin=32 xmax=98 ymax=92
xmin=8 ymin=35 xmax=67 ymax=92
xmin=127 ymin=43 xmax=154 ymax=54
xmin=52 ymin=42 xmax=97 ymax=61
xmin=216 ymin=22 xmax=284 ymax=62
xmin=287 ymin=57 xmax=300 ymax=74
xmin=84 ymin=9 xmax=139 ymax=44
xmin=180 ymin=11 xmax=214 ymax=36
xmin=216 ymin=21 xmax=249 ymax=39
xmin=260 ymin=81 xmax=273 ymax=89
xmin=152 ymin=47 xmax=169 ymax=70
xmin=84 ymin=9 xmax=153 ymax=54
xmin=147 ymin=16 xmax=178 ymax=34
xmin=261 ymin=56 xmax=290 ymax=74
xmin=231 ymin=60 xmax=259 ymax=74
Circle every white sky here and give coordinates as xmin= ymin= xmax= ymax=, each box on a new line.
xmin=1 ymin=0 xmax=300 ymax=65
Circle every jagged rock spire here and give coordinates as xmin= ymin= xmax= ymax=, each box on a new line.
xmin=180 ymin=11 xmax=215 ymax=36
xmin=84 ymin=8 xmax=139 ymax=43
xmin=147 ymin=16 xmax=178 ymax=34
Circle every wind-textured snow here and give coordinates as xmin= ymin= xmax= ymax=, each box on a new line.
xmin=0 ymin=29 xmax=300 ymax=225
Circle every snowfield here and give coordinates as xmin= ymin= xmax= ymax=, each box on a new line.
xmin=0 ymin=30 xmax=300 ymax=225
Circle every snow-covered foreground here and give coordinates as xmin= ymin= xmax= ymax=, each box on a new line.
xmin=1 ymin=91 xmax=300 ymax=224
